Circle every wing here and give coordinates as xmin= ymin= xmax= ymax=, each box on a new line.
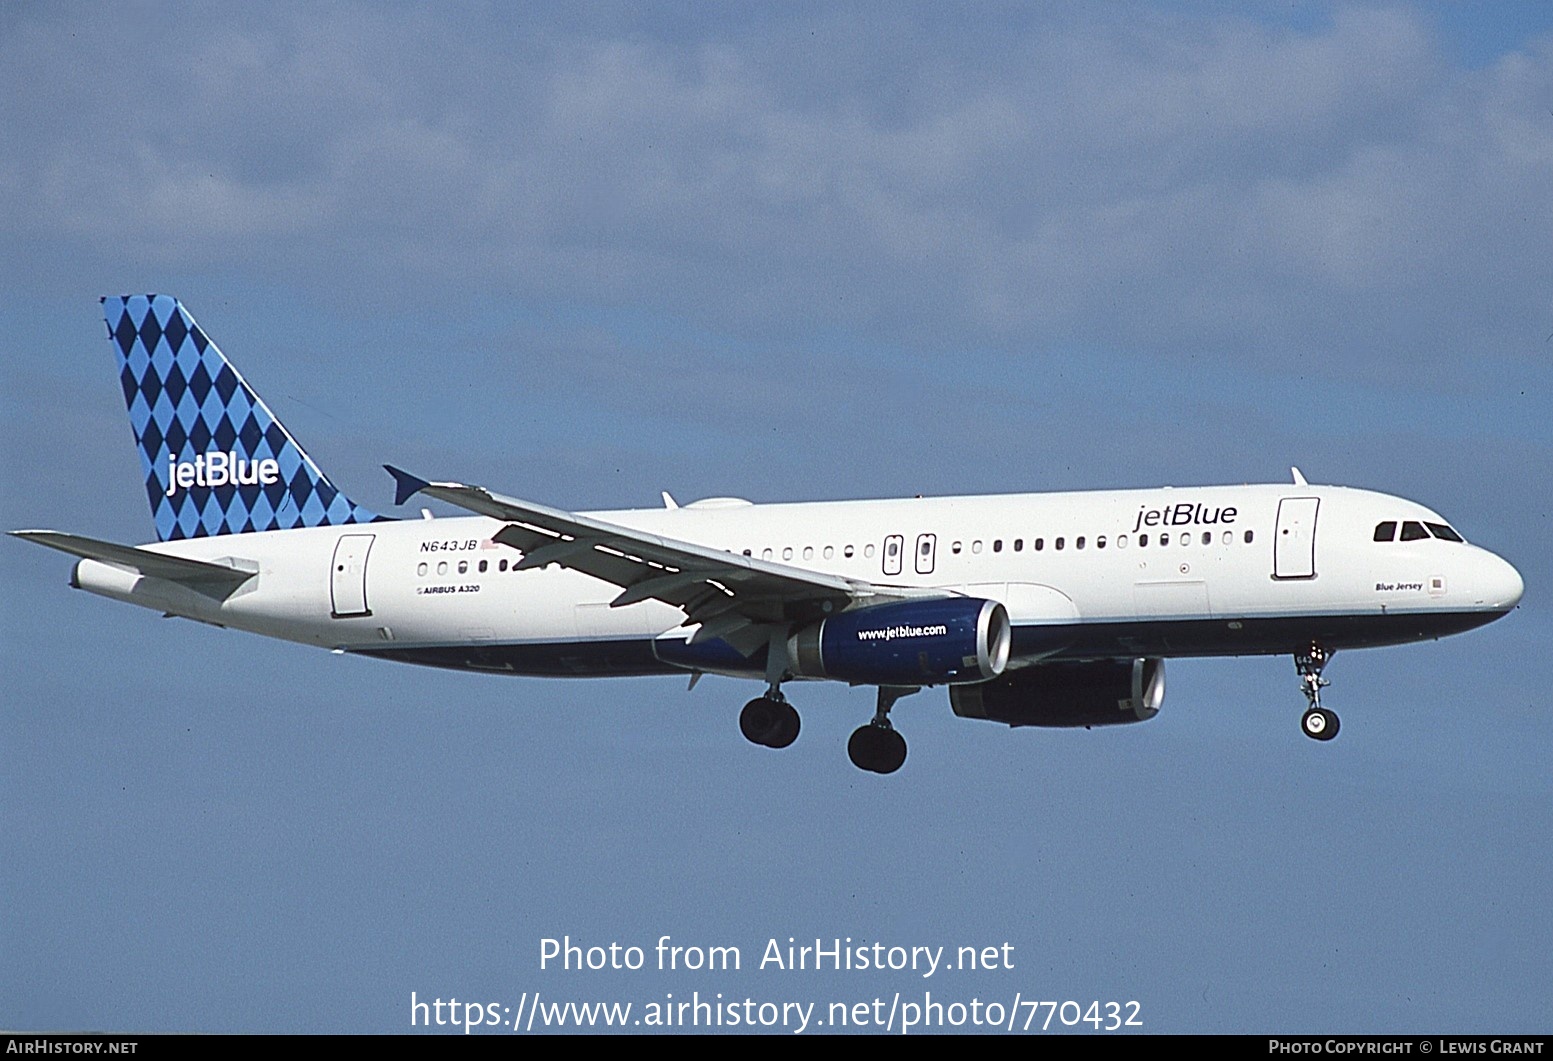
xmin=385 ymin=467 xmax=921 ymax=650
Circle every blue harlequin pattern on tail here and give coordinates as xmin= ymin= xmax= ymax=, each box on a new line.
xmin=106 ymin=295 xmax=385 ymax=541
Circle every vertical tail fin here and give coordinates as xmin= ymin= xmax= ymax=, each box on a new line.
xmin=105 ymin=295 xmax=384 ymax=541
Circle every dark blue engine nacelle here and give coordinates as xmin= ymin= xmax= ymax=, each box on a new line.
xmin=949 ymin=659 xmax=1165 ymax=728
xmin=788 ymin=597 xmax=1011 ymax=686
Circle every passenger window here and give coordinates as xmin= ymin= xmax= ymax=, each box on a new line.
xmin=1201 ymin=532 xmax=1212 ymax=545
xmin=993 ymin=539 xmax=1003 ymax=553
xmin=865 ymin=544 xmax=876 ymax=558
xmin=844 ymin=545 xmax=854 ymax=558
xmin=1117 ymin=535 xmax=1128 ymax=549
xmin=951 ymin=541 xmax=962 ymax=554
xmin=1400 ymin=521 xmax=1429 ymax=541
xmin=783 ymin=546 xmax=793 ymax=559
xmin=762 ymin=548 xmax=773 ymax=560
xmin=1426 ymin=522 xmax=1464 ymax=542
xmin=1097 ymin=536 xmax=1107 ymax=549
xmin=1139 ymin=534 xmax=1149 ymax=547
xmin=1373 ymin=521 xmax=1397 ymax=542
xmin=1014 ymin=539 xmax=1023 ymax=552
xmin=972 ymin=541 xmax=983 ymax=554
xmin=437 ymin=561 xmax=448 ymax=575
xmin=803 ymin=546 xmax=814 ymax=560
xmin=1243 ymin=530 xmax=1254 ymax=544
xmin=499 ymin=558 xmax=509 ymax=571
xmin=1179 ymin=533 xmax=1190 ymax=546
xmin=1034 ymin=538 xmax=1044 ymax=552
xmin=417 ymin=562 xmax=428 ymax=576
xmin=458 ymin=560 xmax=468 ymax=574
xmin=824 ymin=545 xmax=834 ymax=559
xmin=1076 ymin=536 xmax=1085 ymax=550
xmin=1221 ymin=531 xmax=1232 ymax=545
xmin=1055 ymin=537 xmax=1065 ymax=551
xmin=478 ymin=559 xmax=488 ymax=573
xmin=742 ymin=549 xmax=751 ymax=557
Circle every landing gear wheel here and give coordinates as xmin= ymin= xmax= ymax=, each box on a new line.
xmin=1301 ymin=707 xmax=1339 ymax=741
xmin=740 ymin=696 xmax=800 ymax=749
xmin=768 ymin=700 xmax=800 ymax=749
xmin=847 ymin=726 xmax=876 ymax=769
xmin=846 ymin=686 xmax=917 ymax=773
xmin=848 ymin=725 xmax=907 ymax=774
xmin=740 ymin=697 xmax=775 ymax=745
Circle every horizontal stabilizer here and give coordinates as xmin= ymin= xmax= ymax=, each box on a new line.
xmin=11 ymin=530 xmax=258 ymax=587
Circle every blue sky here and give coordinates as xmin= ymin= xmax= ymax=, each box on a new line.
xmin=3 ymin=2 xmax=1550 ymax=1034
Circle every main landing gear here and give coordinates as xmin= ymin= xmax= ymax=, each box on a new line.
xmin=1295 ymin=642 xmax=1340 ymax=741
xmin=847 ymin=686 xmax=917 ymax=775
xmin=740 ymin=692 xmax=800 ymax=749
xmin=737 ymin=682 xmax=917 ymax=774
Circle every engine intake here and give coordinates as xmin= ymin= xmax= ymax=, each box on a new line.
xmin=950 ymin=658 xmax=1165 ymax=727
xmin=789 ymin=597 xmax=1010 ymax=687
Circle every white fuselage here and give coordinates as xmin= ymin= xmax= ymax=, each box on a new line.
xmin=69 ymin=482 xmax=1524 ymax=680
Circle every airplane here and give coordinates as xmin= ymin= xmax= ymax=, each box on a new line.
xmin=11 ymin=295 xmax=1525 ymax=773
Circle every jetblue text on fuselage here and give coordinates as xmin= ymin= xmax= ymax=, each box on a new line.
xmin=1130 ymin=502 xmax=1238 ymax=533
xmin=164 ymin=452 xmax=280 ymax=496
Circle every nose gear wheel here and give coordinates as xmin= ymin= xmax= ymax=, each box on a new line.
xmin=1294 ymin=643 xmax=1340 ymax=741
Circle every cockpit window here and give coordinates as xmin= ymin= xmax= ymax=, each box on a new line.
xmin=1400 ymin=521 xmax=1430 ymax=541
xmin=1373 ymin=521 xmax=1397 ymax=542
xmin=1426 ymin=522 xmax=1464 ymax=543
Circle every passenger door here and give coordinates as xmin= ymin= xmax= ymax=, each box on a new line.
xmin=1273 ymin=498 xmax=1319 ymax=580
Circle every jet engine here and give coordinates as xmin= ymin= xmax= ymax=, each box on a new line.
xmin=788 ymin=597 xmax=1010 ymax=687
xmin=949 ymin=658 xmax=1165 ymax=727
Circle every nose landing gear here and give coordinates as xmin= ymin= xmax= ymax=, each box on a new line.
xmin=1295 ymin=643 xmax=1340 ymax=741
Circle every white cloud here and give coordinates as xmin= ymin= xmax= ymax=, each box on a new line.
xmin=5 ymin=4 xmax=1550 ymax=372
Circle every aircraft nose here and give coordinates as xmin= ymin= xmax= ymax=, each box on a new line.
xmin=1479 ymin=552 xmax=1524 ymax=612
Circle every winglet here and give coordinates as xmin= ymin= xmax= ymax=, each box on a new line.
xmin=384 ymin=465 xmax=431 ymax=507
xmin=1291 ymin=466 xmax=1308 ymax=487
